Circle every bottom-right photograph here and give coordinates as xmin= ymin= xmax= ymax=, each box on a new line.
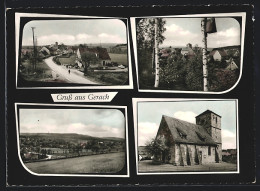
xmin=133 ymin=99 xmax=238 ymax=174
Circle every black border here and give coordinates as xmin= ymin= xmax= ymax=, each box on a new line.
xmin=2 ymin=1 xmax=258 ymax=190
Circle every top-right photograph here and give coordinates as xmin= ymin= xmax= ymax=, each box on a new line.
xmin=132 ymin=13 xmax=246 ymax=93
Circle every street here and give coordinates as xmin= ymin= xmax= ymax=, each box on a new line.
xmin=44 ymin=56 xmax=97 ymax=84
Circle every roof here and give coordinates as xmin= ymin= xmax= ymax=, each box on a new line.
xmin=161 ymin=115 xmax=217 ymax=146
xmin=209 ymin=49 xmax=228 ymax=57
xmin=181 ymin=47 xmax=195 ymax=57
xmin=195 ymin=109 xmax=222 ymax=118
xmin=78 ymin=47 xmax=111 ymax=60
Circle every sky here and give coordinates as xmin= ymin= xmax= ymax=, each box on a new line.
xmin=22 ymin=19 xmax=127 ymax=46
xmin=137 ymin=100 xmax=237 ymax=149
xmin=158 ymin=17 xmax=241 ymax=48
xmin=19 ymin=109 xmax=125 ymax=138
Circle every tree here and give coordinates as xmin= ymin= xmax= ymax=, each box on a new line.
xmin=159 ymin=52 xmax=186 ymax=88
xmin=145 ymin=138 xmax=169 ymax=157
xmin=136 ymin=18 xmax=166 ymax=88
xmin=81 ymin=52 xmax=98 ymax=75
xmin=185 ymin=51 xmax=204 ymax=91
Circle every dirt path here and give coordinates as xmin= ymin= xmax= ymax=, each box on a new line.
xmin=44 ymin=56 xmax=97 ymax=84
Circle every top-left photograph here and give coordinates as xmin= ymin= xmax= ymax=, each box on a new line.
xmin=16 ymin=13 xmax=132 ymax=89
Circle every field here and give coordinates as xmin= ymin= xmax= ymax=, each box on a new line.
xmin=109 ymin=53 xmax=128 ymax=66
xmin=138 ymin=160 xmax=237 ymax=172
xmin=58 ymin=54 xmax=76 ymax=65
xmin=24 ymin=152 xmax=125 ymax=174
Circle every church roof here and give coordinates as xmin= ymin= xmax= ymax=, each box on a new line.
xmin=195 ymin=109 xmax=222 ymax=118
xmin=161 ymin=115 xmax=217 ymax=146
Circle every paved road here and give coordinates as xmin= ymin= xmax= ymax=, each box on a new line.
xmin=44 ymin=56 xmax=97 ymax=84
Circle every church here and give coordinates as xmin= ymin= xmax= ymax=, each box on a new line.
xmin=154 ymin=110 xmax=222 ymax=166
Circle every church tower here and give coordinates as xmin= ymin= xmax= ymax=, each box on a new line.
xmin=195 ymin=110 xmax=222 ymax=161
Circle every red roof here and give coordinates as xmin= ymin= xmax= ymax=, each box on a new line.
xmin=78 ymin=47 xmax=111 ymax=60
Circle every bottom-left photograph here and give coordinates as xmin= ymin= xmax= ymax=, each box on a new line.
xmin=15 ymin=103 xmax=129 ymax=177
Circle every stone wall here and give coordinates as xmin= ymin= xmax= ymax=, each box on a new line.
xmin=173 ymin=143 xmax=217 ymax=166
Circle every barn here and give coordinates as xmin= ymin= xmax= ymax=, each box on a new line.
xmin=154 ymin=110 xmax=222 ymax=166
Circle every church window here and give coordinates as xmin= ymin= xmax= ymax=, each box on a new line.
xmin=208 ymin=146 xmax=211 ymax=155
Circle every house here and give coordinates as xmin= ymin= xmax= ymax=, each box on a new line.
xmin=39 ymin=46 xmax=50 ymax=56
xmin=159 ymin=48 xmax=171 ymax=58
xmin=181 ymin=45 xmax=195 ymax=58
xmin=76 ymin=47 xmax=111 ymax=68
xmin=226 ymin=58 xmax=239 ymax=70
xmin=209 ymin=49 xmax=228 ymax=61
xmin=154 ymin=110 xmax=222 ymax=166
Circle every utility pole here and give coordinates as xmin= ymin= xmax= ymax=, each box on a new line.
xmin=201 ymin=18 xmax=208 ymax=92
xmin=31 ymin=27 xmax=37 ymax=71
xmin=154 ymin=18 xmax=159 ymax=88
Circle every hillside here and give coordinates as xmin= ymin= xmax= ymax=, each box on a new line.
xmin=20 ymin=133 xmax=125 ymax=143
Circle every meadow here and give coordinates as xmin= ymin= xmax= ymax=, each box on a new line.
xmin=24 ymin=152 xmax=125 ymax=174
xmin=58 ymin=54 xmax=76 ymax=66
xmin=109 ymin=53 xmax=128 ymax=66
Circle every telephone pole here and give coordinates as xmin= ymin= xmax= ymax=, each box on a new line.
xmin=31 ymin=27 xmax=37 ymax=71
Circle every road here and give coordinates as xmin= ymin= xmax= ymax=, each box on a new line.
xmin=44 ymin=56 xmax=97 ymax=84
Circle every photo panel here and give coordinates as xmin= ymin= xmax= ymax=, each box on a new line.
xmin=16 ymin=13 xmax=133 ymax=89
xmin=131 ymin=12 xmax=246 ymax=94
xmin=133 ymin=98 xmax=239 ymax=175
xmin=15 ymin=103 xmax=129 ymax=177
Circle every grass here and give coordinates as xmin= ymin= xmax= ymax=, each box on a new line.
xmin=109 ymin=53 xmax=128 ymax=66
xmin=24 ymin=152 xmax=125 ymax=174
xmin=138 ymin=160 xmax=237 ymax=172
xmin=58 ymin=54 xmax=76 ymax=65
xmin=86 ymin=72 xmax=129 ymax=85
xmin=19 ymin=59 xmax=67 ymax=82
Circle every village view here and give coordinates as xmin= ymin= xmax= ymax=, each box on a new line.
xmin=20 ymin=133 xmax=125 ymax=161
xmin=18 ymin=108 xmax=127 ymax=174
xmin=137 ymin=18 xmax=241 ymax=91
xmin=19 ymin=42 xmax=128 ymax=85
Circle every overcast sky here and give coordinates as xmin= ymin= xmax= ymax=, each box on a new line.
xmin=22 ymin=19 xmax=127 ymax=46
xmin=137 ymin=100 xmax=237 ymax=149
xmin=19 ymin=109 xmax=125 ymax=138
xmin=158 ymin=17 xmax=241 ymax=48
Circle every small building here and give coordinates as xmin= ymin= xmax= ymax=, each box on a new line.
xmin=39 ymin=46 xmax=51 ymax=56
xmin=154 ymin=110 xmax=222 ymax=166
xmin=159 ymin=48 xmax=171 ymax=58
xmin=226 ymin=58 xmax=239 ymax=70
xmin=181 ymin=46 xmax=195 ymax=58
xmin=209 ymin=49 xmax=228 ymax=61
xmin=76 ymin=47 xmax=111 ymax=68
